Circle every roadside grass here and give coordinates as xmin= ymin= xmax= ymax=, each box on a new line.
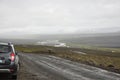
xmin=66 ymin=42 xmax=120 ymax=52
xmin=15 ymin=45 xmax=120 ymax=73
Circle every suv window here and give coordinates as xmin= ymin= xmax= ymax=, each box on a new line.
xmin=0 ymin=45 xmax=11 ymax=53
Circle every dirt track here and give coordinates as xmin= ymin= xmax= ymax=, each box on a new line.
xmin=16 ymin=53 xmax=120 ymax=80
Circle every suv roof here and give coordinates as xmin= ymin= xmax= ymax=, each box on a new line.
xmin=0 ymin=42 xmax=13 ymax=46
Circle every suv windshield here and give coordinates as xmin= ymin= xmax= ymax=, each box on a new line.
xmin=0 ymin=45 xmax=11 ymax=53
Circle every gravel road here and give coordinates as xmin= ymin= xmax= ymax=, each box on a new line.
xmin=16 ymin=53 xmax=120 ymax=80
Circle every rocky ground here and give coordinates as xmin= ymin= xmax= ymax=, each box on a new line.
xmin=17 ymin=63 xmax=39 ymax=80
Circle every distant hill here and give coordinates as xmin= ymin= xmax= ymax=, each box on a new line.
xmin=0 ymin=32 xmax=120 ymax=47
xmin=61 ymin=32 xmax=120 ymax=48
xmin=62 ymin=35 xmax=120 ymax=48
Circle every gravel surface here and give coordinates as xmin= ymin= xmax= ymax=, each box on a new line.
xmin=18 ymin=53 xmax=120 ymax=80
xmin=1 ymin=53 xmax=120 ymax=80
xmin=17 ymin=62 xmax=39 ymax=80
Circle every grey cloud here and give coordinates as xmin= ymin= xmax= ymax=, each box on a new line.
xmin=0 ymin=0 xmax=120 ymax=34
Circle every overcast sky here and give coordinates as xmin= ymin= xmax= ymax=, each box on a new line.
xmin=0 ymin=0 xmax=120 ymax=35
